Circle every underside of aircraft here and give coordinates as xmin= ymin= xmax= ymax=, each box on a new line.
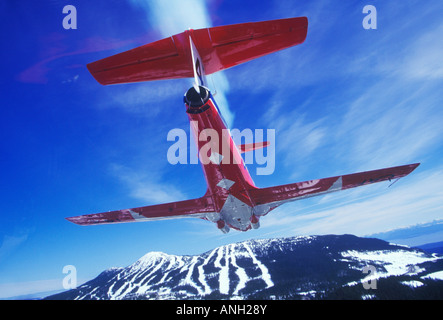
xmin=66 ymin=17 xmax=419 ymax=233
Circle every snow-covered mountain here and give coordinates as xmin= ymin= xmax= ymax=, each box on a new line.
xmin=45 ymin=235 xmax=443 ymax=300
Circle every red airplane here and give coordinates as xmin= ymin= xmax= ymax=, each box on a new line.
xmin=66 ymin=17 xmax=419 ymax=233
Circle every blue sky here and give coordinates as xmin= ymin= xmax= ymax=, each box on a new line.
xmin=1 ymin=0 xmax=443 ymax=298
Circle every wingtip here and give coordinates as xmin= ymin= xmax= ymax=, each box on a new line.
xmin=65 ymin=216 xmax=85 ymax=226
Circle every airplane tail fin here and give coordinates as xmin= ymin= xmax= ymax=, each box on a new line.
xmin=87 ymin=17 xmax=308 ymax=85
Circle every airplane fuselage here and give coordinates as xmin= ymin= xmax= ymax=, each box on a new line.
xmin=184 ymin=86 xmax=261 ymax=232
xmin=67 ymin=17 xmax=419 ymax=232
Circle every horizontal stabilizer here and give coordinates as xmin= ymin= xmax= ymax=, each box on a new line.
xmin=87 ymin=17 xmax=308 ymax=85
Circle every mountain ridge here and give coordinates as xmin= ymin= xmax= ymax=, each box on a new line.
xmin=45 ymin=234 xmax=443 ymax=300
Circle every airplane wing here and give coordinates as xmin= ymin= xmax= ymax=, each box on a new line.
xmin=66 ymin=194 xmax=216 ymax=226
xmin=87 ymin=17 xmax=308 ymax=85
xmin=249 ymin=163 xmax=420 ymax=208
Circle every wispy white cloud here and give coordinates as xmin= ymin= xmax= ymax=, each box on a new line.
xmin=0 ymin=279 xmax=62 ymax=299
xmin=334 ymin=80 xmax=443 ymax=171
xmin=368 ymin=219 xmax=443 ymax=246
xmin=128 ymin=0 xmax=235 ymax=127
xmin=241 ymin=2 xmax=443 ymax=180
xmin=96 ymin=79 xmax=188 ymax=116
xmin=99 ymin=0 xmax=239 ymax=206
xmin=109 ymin=163 xmax=186 ymax=205
xmin=266 ymin=107 xmax=328 ymax=179
xmin=130 ymin=0 xmax=212 ymax=37
xmin=106 ymin=1 xmax=443 ymax=239
xmin=396 ymin=23 xmax=443 ymax=81
xmin=232 ymin=2 xmax=443 ymax=241
xmin=0 ymin=234 xmax=28 ymax=263
xmin=0 ymin=278 xmax=86 ymax=299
